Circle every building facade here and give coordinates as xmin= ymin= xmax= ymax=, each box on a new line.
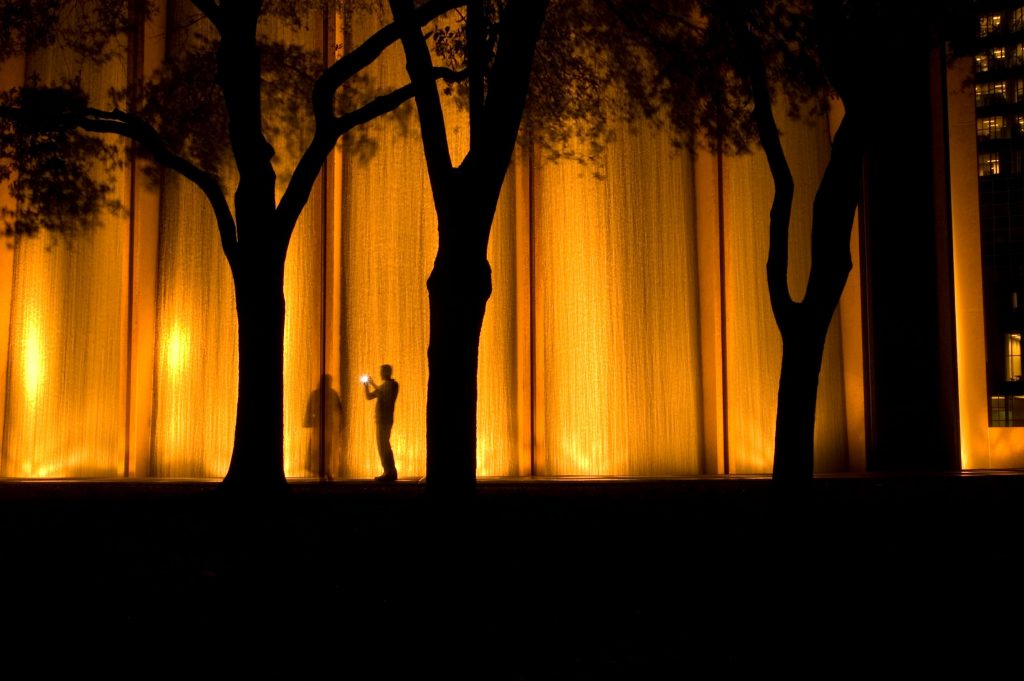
xmin=973 ymin=3 xmax=1024 ymax=425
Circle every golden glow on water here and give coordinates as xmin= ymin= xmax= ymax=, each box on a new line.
xmin=150 ymin=174 xmax=236 ymax=478
xmin=0 ymin=8 xmax=887 ymax=479
xmin=3 ymin=210 xmax=127 ymax=480
xmin=162 ymin=323 xmax=190 ymax=384
xmin=21 ymin=311 xmax=44 ymax=413
xmin=280 ymin=188 xmax=325 ymax=479
xmin=156 ymin=321 xmax=192 ymax=461
xmin=533 ymin=120 xmax=705 ymax=476
xmin=0 ymin=43 xmax=128 ymax=479
xmin=0 ymin=106 xmax=862 ymax=479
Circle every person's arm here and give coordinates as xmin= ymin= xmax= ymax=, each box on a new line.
xmin=364 ymin=379 xmax=378 ymax=400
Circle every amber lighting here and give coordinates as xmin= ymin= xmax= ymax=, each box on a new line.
xmin=0 ymin=5 xmax=877 ymax=480
xmin=20 ymin=311 xmax=44 ymax=414
xmin=948 ymin=55 xmax=1024 ymax=470
xmin=162 ymin=323 xmax=189 ymax=383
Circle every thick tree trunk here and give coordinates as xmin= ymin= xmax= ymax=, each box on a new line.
xmin=391 ymin=0 xmax=547 ymax=497
xmin=773 ymin=324 xmax=829 ymax=481
xmin=425 ymin=237 xmax=492 ymax=498
xmin=222 ymin=249 xmax=289 ymax=493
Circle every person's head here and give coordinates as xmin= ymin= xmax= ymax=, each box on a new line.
xmin=380 ymin=364 xmax=393 ymax=380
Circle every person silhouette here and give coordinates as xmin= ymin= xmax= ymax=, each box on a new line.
xmin=364 ymin=364 xmax=399 ymax=482
xmin=304 ymin=374 xmax=343 ymax=480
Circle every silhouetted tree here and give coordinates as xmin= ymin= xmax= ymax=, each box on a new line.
xmin=389 ymin=0 xmax=546 ymax=496
xmin=1 ymin=0 xmax=628 ymax=495
xmin=612 ymin=0 xmax=969 ymax=481
xmin=729 ymin=0 xmax=863 ymax=482
xmin=0 ymin=0 xmax=469 ymax=492
xmin=397 ymin=0 xmax=665 ymax=495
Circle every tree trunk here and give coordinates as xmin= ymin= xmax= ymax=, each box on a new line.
xmin=425 ymin=230 xmax=492 ymax=498
xmin=391 ymin=0 xmax=547 ymax=497
xmin=773 ymin=322 xmax=829 ymax=481
xmin=222 ymin=248 xmax=289 ymax=493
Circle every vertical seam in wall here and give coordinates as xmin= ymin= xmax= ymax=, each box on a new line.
xmin=336 ymin=8 xmax=350 ymax=481
xmin=319 ymin=9 xmax=330 ymax=482
xmin=123 ymin=9 xmax=143 ymax=479
xmin=125 ymin=148 xmax=136 ymax=478
xmin=528 ymin=143 xmax=537 ymax=478
xmin=717 ymin=146 xmax=730 ymax=475
xmin=689 ymin=148 xmax=708 ymax=474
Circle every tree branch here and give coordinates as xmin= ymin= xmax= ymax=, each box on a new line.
xmin=389 ymin=0 xmax=455 ymax=210
xmin=599 ymin=0 xmax=699 ymax=52
xmin=277 ymin=67 xmax=468 ymax=238
xmin=188 ymin=0 xmax=223 ymax=31
xmin=733 ymin=17 xmax=796 ymax=328
xmin=1 ymin=100 xmax=239 ymax=259
xmin=78 ymin=107 xmax=238 ymax=262
xmin=475 ymin=0 xmax=548 ymax=161
xmin=467 ymin=0 xmax=485 ymax=151
xmin=805 ymin=105 xmax=864 ymax=319
xmin=312 ymin=0 xmax=463 ymax=127
xmin=336 ymin=67 xmax=467 ymax=138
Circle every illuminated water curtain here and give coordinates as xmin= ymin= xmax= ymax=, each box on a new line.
xmin=12 ymin=6 xmax=1007 ymax=480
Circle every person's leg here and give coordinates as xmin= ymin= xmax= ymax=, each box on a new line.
xmin=376 ymin=420 xmax=397 ymax=479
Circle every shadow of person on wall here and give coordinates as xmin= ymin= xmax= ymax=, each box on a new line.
xmin=304 ymin=374 xmax=343 ymax=480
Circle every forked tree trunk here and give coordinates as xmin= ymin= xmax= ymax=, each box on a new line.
xmin=391 ymin=0 xmax=548 ymax=497
xmin=222 ymin=248 xmax=289 ymax=492
xmin=767 ymin=170 xmax=861 ymax=484
xmin=730 ymin=10 xmax=866 ymax=484
xmin=741 ymin=45 xmax=863 ymax=483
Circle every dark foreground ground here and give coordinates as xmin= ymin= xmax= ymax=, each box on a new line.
xmin=1 ymin=474 xmax=1022 ymax=674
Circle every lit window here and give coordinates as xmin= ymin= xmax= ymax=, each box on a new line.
xmin=992 ymin=395 xmax=1007 ymax=424
xmin=988 ymin=395 xmax=1024 ymax=426
xmin=981 ymin=13 xmax=1003 ymax=37
xmin=1007 ymin=333 xmax=1022 ymax=381
xmin=980 ymin=152 xmax=1001 ymax=176
xmin=994 ymin=46 xmax=1008 ymax=61
xmin=1017 ymin=79 xmax=1024 ymax=100
xmin=1014 ymin=7 xmax=1024 ymax=31
xmin=977 ymin=53 xmax=990 ymax=72
xmin=1016 ymin=44 xmax=1024 ymax=65
xmin=978 ymin=116 xmax=1009 ymax=138
xmin=976 ymin=81 xmax=1009 ymax=105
